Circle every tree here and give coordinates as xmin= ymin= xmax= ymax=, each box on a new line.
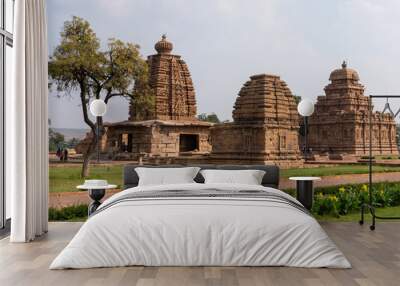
xmin=197 ymin=113 xmax=220 ymax=123
xmin=293 ymin=95 xmax=302 ymax=105
xmin=66 ymin=137 xmax=81 ymax=149
xmin=49 ymin=16 xmax=154 ymax=177
xmin=49 ymin=128 xmax=65 ymax=152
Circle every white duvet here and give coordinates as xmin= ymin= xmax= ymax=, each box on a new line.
xmin=50 ymin=183 xmax=351 ymax=269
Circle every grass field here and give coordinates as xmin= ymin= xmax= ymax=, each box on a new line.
xmin=49 ymin=164 xmax=400 ymax=192
xmin=50 ymin=165 xmax=124 ymax=193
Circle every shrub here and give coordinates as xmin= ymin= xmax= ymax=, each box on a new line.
xmin=312 ymin=193 xmax=339 ymax=217
xmin=49 ymin=204 xmax=88 ymax=221
xmin=311 ymin=182 xmax=400 ymax=217
xmin=360 ymin=156 xmax=375 ymax=160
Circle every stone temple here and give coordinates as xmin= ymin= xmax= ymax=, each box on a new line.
xmin=210 ymin=74 xmax=302 ymax=166
xmin=105 ymin=36 xmax=212 ymax=160
xmin=306 ymin=62 xmax=398 ymax=157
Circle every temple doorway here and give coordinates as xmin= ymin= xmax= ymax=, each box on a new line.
xmin=179 ymin=134 xmax=199 ymax=152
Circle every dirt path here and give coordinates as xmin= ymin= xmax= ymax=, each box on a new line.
xmin=49 ymin=171 xmax=400 ymax=208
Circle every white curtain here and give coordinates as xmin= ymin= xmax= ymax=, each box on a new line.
xmin=9 ymin=0 xmax=49 ymax=242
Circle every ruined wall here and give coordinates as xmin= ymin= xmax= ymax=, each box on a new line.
xmin=106 ymin=121 xmax=212 ymax=159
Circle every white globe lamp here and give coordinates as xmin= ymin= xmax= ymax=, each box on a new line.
xmin=90 ymin=99 xmax=107 ymax=117
xmin=297 ymin=99 xmax=314 ymax=117
xmin=89 ymin=99 xmax=107 ymax=163
xmin=297 ymin=99 xmax=314 ymax=160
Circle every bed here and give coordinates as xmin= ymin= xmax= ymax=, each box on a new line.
xmin=50 ymin=165 xmax=350 ymax=269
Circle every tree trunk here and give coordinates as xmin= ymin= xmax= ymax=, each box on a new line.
xmin=81 ymin=135 xmax=97 ymax=178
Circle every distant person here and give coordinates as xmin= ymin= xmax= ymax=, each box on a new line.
xmin=59 ymin=148 xmax=64 ymax=161
xmin=63 ymin=149 xmax=69 ymax=162
xmin=56 ymin=147 xmax=62 ymax=159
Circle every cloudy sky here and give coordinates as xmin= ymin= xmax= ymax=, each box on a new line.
xmin=47 ymin=0 xmax=400 ymax=129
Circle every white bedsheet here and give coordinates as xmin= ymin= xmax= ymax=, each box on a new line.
xmin=50 ymin=183 xmax=351 ymax=269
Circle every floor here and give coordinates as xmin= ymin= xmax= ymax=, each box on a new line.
xmin=0 ymin=222 xmax=399 ymax=286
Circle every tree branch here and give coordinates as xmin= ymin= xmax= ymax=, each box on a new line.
xmin=79 ymin=81 xmax=96 ymax=134
xmin=104 ymin=91 xmax=132 ymax=104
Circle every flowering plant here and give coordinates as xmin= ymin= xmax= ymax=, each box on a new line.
xmin=311 ymin=182 xmax=400 ymax=217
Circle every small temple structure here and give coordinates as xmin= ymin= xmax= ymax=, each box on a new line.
xmin=104 ymin=35 xmax=212 ymax=160
xmin=306 ymin=62 xmax=398 ymax=157
xmin=210 ymin=74 xmax=302 ymax=166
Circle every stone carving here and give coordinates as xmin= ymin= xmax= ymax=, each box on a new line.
xmin=103 ymin=36 xmax=212 ymax=160
xmin=307 ymin=62 xmax=398 ymax=156
xmin=129 ymin=35 xmax=197 ymax=121
xmin=210 ymin=74 xmax=301 ymax=166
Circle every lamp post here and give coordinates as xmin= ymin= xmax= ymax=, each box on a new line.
xmin=89 ymin=99 xmax=107 ymax=163
xmin=297 ymin=99 xmax=314 ymax=160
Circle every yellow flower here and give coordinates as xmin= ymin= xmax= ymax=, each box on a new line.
xmin=329 ymin=195 xmax=338 ymax=202
xmin=339 ymin=187 xmax=345 ymax=193
xmin=361 ymin=185 xmax=368 ymax=192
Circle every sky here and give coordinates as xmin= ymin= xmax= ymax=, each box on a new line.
xmin=47 ymin=0 xmax=400 ymax=129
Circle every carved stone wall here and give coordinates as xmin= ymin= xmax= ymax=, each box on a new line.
xmin=129 ymin=35 xmax=197 ymax=121
xmin=210 ymin=74 xmax=301 ymax=166
xmin=106 ymin=120 xmax=212 ymax=159
xmin=307 ymin=62 xmax=398 ymax=156
xmin=101 ymin=36 xmax=212 ymax=161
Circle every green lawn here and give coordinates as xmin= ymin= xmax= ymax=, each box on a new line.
xmin=49 ymin=165 xmax=124 ymax=193
xmin=280 ymin=165 xmax=400 ymax=178
xmin=49 ymin=164 xmax=400 ymax=192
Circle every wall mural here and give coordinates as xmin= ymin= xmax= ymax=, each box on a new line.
xmin=47 ymin=3 xmax=400 ymax=223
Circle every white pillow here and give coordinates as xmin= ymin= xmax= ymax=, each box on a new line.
xmin=135 ymin=167 xmax=201 ymax=186
xmin=200 ymin=169 xmax=266 ymax=185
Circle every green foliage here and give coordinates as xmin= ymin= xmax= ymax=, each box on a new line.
xmin=197 ymin=113 xmax=221 ymax=123
xmin=49 ymin=204 xmax=88 ymax=221
xmin=311 ymin=183 xmax=400 ymax=217
xmin=293 ymin=95 xmax=302 ymax=105
xmin=66 ymin=137 xmax=81 ymax=148
xmin=49 ymin=16 xmax=101 ymax=94
xmin=360 ymin=156 xmax=375 ymax=160
xmin=48 ymin=16 xmax=152 ymax=106
xmin=49 ymin=16 xmax=153 ymax=176
xmin=49 ymin=128 xmax=65 ymax=151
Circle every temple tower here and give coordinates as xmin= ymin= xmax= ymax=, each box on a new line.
xmin=307 ymin=62 xmax=398 ymax=156
xmin=103 ymin=36 xmax=212 ymax=161
xmin=210 ymin=74 xmax=301 ymax=166
xmin=129 ymin=35 xmax=197 ymax=121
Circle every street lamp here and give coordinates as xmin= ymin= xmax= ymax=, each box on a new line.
xmin=90 ymin=99 xmax=107 ymax=163
xmin=297 ymin=99 xmax=314 ymax=159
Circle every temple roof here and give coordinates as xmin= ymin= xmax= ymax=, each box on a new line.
xmin=232 ymin=74 xmax=298 ymax=124
xmin=329 ymin=61 xmax=360 ymax=81
xmin=107 ymin=119 xmax=213 ymax=128
xmin=154 ymin=34 xmax=173 ymax=54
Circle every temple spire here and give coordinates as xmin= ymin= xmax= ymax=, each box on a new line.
xmin=155 ymin=34 xmax=173 ymax=54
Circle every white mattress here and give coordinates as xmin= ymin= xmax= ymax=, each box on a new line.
xmin=50 ymin=183 xmax=351 ymax=269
